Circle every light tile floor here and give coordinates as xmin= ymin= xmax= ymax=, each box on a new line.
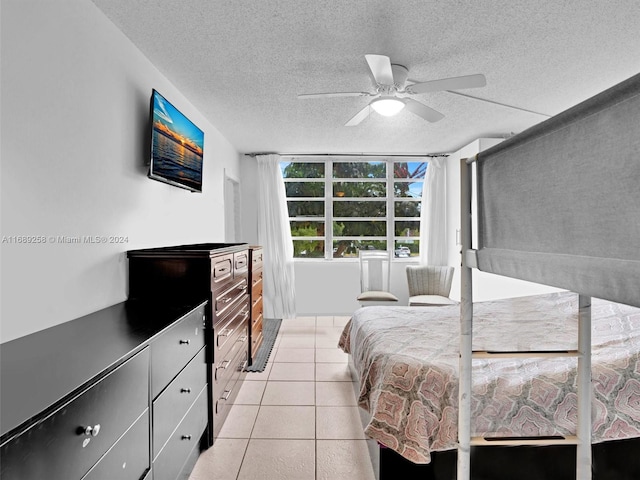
xmin=188 ymin=316 xmax=378 ymax=480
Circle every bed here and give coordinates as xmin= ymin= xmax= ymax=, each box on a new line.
xmin=339 ymin=293 xmax=640 ymax=477
xmin=340 ymin=70 xmax=640 ymax=480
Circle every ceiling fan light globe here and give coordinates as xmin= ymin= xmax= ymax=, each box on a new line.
xmin=371 ymin=98 xmax=405 ymax=116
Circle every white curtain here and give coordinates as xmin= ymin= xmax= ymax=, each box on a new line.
xmin=256 ymin=154 xmax=296 ymax=319
xmin=420 ymin=156 xmax=448 ymax=265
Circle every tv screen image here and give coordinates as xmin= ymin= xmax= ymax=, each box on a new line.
xmin=149 ymin=90 xmax=204 ymax=192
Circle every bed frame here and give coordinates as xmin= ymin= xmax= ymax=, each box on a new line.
xmin=459 ymin=72 xmax=640 ymax=480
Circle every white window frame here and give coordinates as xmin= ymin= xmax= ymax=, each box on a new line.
xmin=282 ymin=156 xmax=426 ymax=260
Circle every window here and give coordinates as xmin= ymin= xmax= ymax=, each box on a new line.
xmin=281 ymin=157 xmax=427 ymax=259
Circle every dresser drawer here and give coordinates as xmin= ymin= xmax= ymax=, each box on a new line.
xmin=252 ymin=313 xmax=263 ymax=338
xmin=213 ymin=348 xmax=248 ymax=439
xmin=251 ymin=295 xmax=263 ymax=319
xmin=0 ymin=348 xmax=149 ymax=480
xmin=251 ymin=248 xmax=263 ymax=267
xmin=82 ymin=410 xmax=150 ymax=480
xmin=152 ymin=386 xmax=208 ymax=480
xmin=151 ymin=304 xmax=206 ymax=399
xmin=251 ymin=269 xmax=263 ymax=300
xmin=213 ymin=322 xmax=248 ymax=385
xmin=213 ymin=296 xmax=249 ymax=346
xmin=214 ymin=298 xmax=249 ymax=359
xmin=234 ymin=250 xmax=249 ymax=275
xmin=211 ymin=253 xmax=233 ymax=289
xmin=213 ymin=277 xmax=248 ymax=319
xmin=153 ymin=347 xmax=207 ymax=459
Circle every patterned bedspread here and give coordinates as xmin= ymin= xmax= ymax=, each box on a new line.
xmin=338 ymin=292 xmax=640 ymax=464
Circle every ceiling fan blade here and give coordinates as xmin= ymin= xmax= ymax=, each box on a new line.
xmin=445 ymin=91 xmax=552 ymax=117
xmin=365 ymin=54 xmax=395 ymax=85
xmin=402 ymin=98 xmax=444 ymax=122
xmin=298 ymin=91 xmax=372 ymax=99
xmin=407 ymin=74 xmax=486 ymax=94
xmin=345 ymin=104 xmax=371 ymax=127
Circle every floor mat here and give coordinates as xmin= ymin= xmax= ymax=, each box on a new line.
xmin=245 ymin=318 xmax=281 ymax=372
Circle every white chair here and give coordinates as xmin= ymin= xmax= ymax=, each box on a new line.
xmin=357 ymin=250 xmax=399 ymax=306
xmin=406 ymin=265 xmax=457 ymax=306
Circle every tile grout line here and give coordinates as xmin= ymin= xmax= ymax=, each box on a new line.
xmin=232 ymin=315 xmax=358 ymax=479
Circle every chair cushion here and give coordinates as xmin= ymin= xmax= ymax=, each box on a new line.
xmin=357 ymin=291 xmax=399 ymax=302
xmin=408 ymin=295 xmax=458 ymax=306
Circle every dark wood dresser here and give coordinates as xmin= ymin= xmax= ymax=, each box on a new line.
xmin=127 ymin=243 xmax=251 ymax=442
xmin=0 ymin=300 xmax=208 ymax=480
xmin=248 ymin=246 xmax=264 ymax=364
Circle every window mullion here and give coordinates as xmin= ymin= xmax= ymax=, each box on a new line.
xmin=326 ymin=160 xmax=333 ymax=260
xmin=387 ymin=161 xmax=394 ymax=255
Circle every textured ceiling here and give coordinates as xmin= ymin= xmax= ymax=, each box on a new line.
xmin=91 ymin=0 xmax=640 ymax=155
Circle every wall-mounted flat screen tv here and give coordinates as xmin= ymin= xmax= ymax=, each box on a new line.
xmin=149 ymin=90 xmax=204 ymax=192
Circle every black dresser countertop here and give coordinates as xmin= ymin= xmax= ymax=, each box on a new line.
xmin=127 ymin=242 xmax=249 ymax=258
xmin=0 ymin=299 xmax=207 ymax=442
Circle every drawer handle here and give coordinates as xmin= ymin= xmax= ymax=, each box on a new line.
xmin=181 ymin=435 xmax=192 ymax=441
xmin=218 ymin=327 xmax=234 ymax=338
xmin=239 ymin=335 xmax=248 ymax=343
xmin=179 ymin=339 xmax=191 ymax=345
xmin=215 ymin=360 xmax=230 ymax=380
xmin=217 ymin=328 xmax=234 ymax=347
xmin=81 ymin=424 xmax=101 ymax=437
xmin=232 ymin=279 xmax=246 ymax=291
xmin=223 ymin=279 xmax=247 ymax=297
xmin=180 ymin=388 xmax=192 ymax=394
xmin=221 ymin=389 xmax=232 ymax=401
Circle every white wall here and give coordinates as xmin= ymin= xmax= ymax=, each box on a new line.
xmin=293 ymin=260 xmax=413 ymax=316
xmin=239 ymin=156 xmax=260 ymax=244
xmin=1 ymin=0 xmax=240 ymax=342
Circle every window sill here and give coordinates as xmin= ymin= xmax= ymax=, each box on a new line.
xmin=292 ymin=257 xmax=419 ymax=263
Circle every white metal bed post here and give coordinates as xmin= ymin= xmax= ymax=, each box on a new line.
xmin=577 ymin=295 xmax=592 ymax=480
xmin=458 ymin=157 xmax=474 ymax=480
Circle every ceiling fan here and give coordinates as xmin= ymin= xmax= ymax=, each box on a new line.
xmin=298 ymin=54 xmax=486 ymax=126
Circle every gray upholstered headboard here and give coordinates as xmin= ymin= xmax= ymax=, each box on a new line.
xmin=471 ymin=72 xmax=640 ymax=307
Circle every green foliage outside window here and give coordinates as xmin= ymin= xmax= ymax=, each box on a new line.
xmin=282 ymin=159 xmax=427 ymax=258
xmin=333 ymin=162 xmax=385 ymax=179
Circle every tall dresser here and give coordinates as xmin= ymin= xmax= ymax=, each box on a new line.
xmin=127 ymin=243 xmax=251 ymax=443
xmin=248 ymin=246 xmax=264 ymax=364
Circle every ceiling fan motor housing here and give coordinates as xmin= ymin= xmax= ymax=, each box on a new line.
xmin=391 ymin=64 xmax=409 ymax=89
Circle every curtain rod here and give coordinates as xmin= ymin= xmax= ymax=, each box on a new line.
xmin=246 ymin=152 xmax=449 ymax=158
